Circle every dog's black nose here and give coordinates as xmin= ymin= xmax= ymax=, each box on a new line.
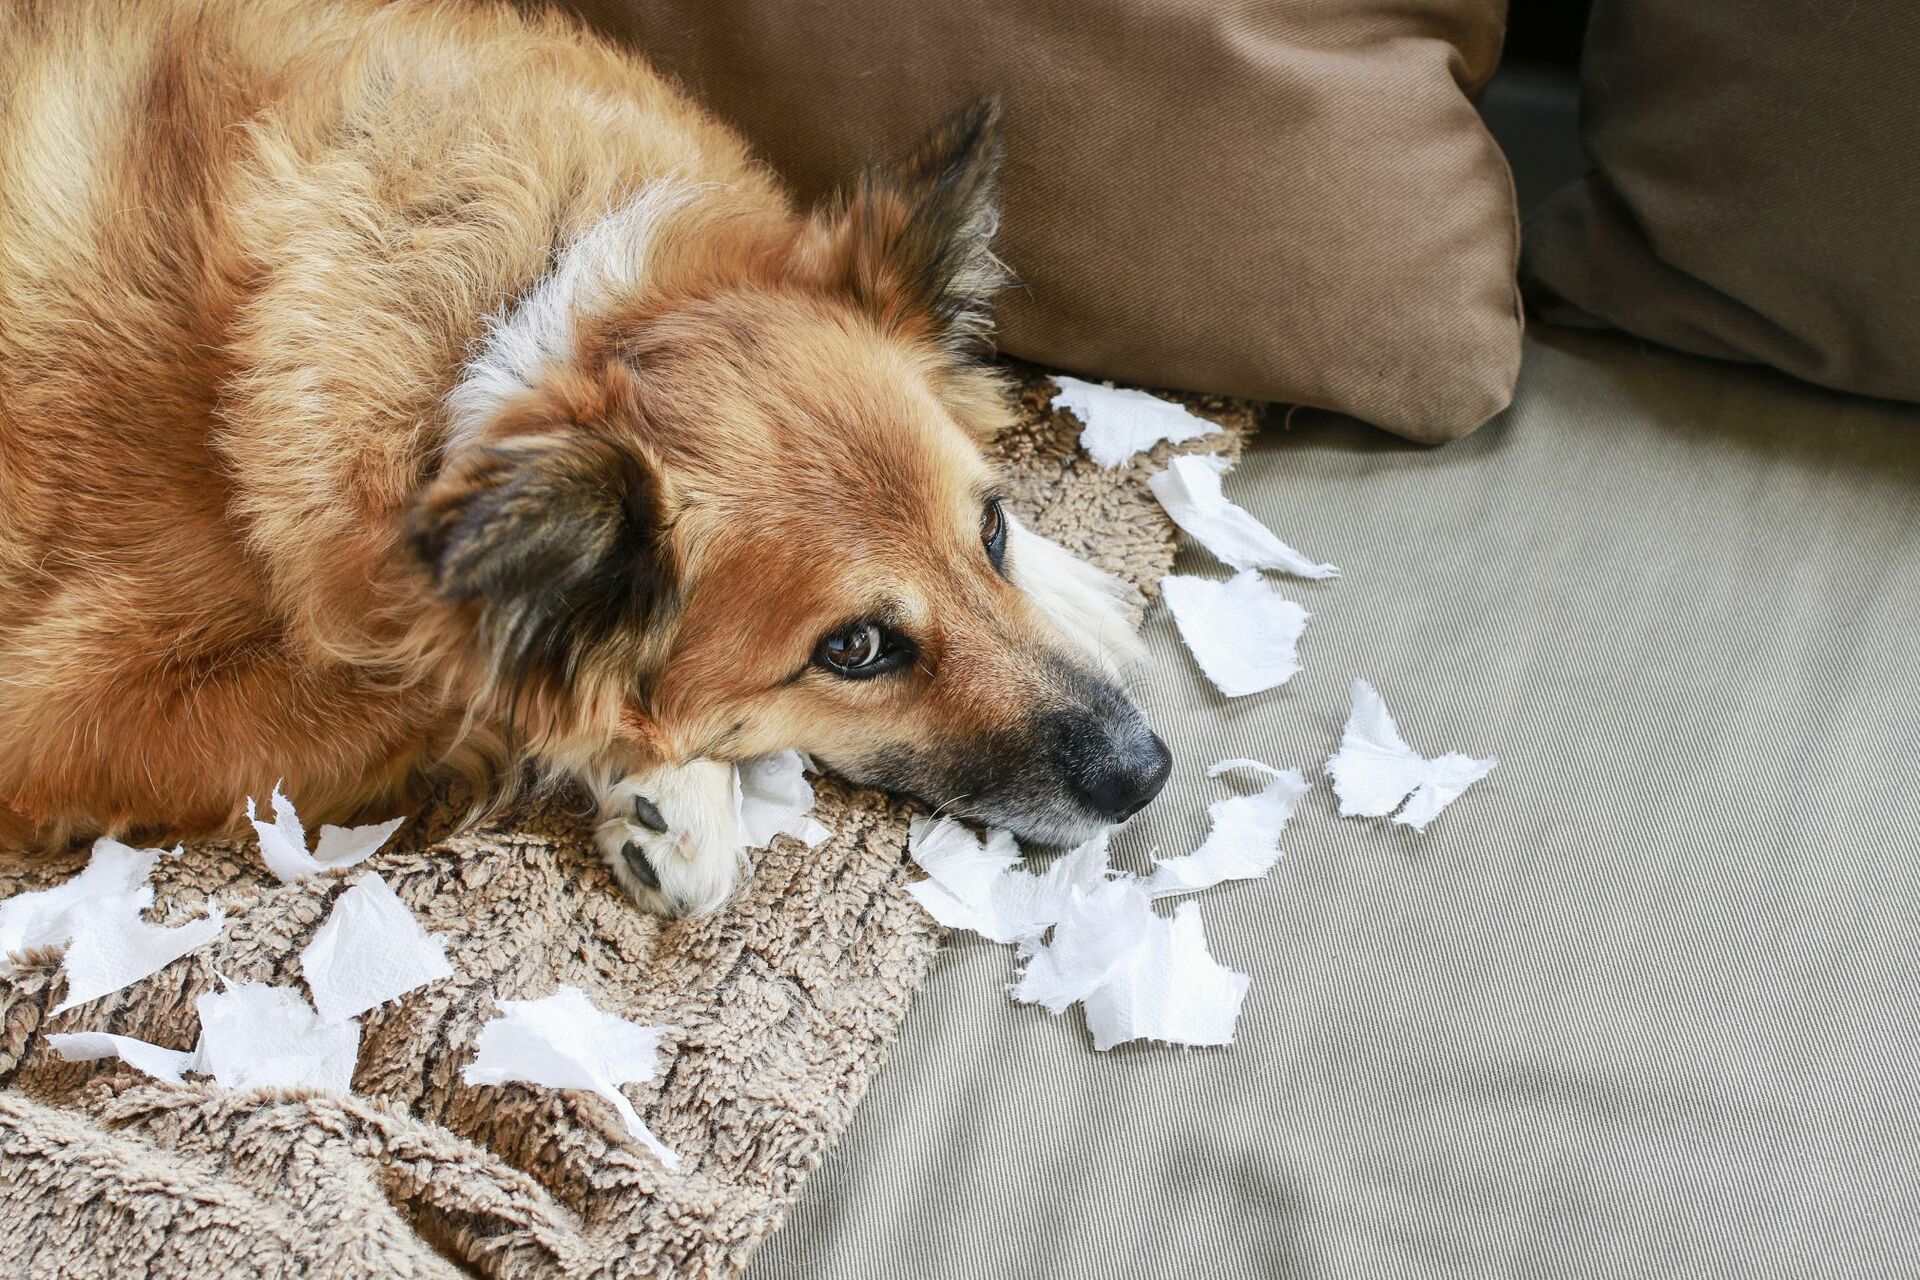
xmin=1077 ymin=729 xmax=1173 ymax=822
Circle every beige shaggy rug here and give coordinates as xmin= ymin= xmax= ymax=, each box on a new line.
xmin=0 ymin=370 xmax=1253 ymax=1279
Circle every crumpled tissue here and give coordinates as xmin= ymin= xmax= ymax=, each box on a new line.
xmin=195 ymin=979 xmax=361 ymax=1093
xmin=462 ymin=985 xmax=680 ymax=1168
xmin=906 ymin=818 xmax=1109 ymax=946
xmin=0 ymin=837 xmax=170 ymax=975
xmin=1080 ymin=902 xmax=1250 ymax=1051
xmin=734 ymin=751 xmax=831 ymax=850
xmin=53 ymin=889 xmax=225 ymax=1015
xmin=1143 ymin=760 xmax=1309 ymax=899
xmin=1161 ymin=571 xmax=1309 ymax=696
xmin=47 ymin=1030 xmax=195 ymax=1085
xmin=1325 ymin=678 xmax=1497 ymax=831
xmin=1013 ymin=880 xmax=1249 ymax=1051
xmin=300 ymin=873 xmax=453 ymax=1025
xmin=248 ymin=781 xmax=406 ymax=884
xmin=1051 ymin=375 xmax=1221 ymax=468
xmin=909 ymin=812 xmax=1259 ymax=1049
xmin=1148 ymin=454 xmax=1339 ymax=579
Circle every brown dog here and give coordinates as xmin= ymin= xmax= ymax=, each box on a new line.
xmin=0 ymin=0 xmax=1170 ymax=914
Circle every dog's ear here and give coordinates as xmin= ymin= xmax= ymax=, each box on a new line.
xmin=807 ymin=97 xmax=1011 ymax=353
xmin=408 ymin=417 xmax=675 ymax=692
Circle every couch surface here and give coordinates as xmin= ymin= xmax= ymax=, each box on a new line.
xmin=747 ymin=321 xmax=1920 ymax=1277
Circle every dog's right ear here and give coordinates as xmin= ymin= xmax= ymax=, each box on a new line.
xmin=408 ymin=410 xmax=675 ymax=692
xmin=801 ymin=97 xmax=1011 ymax=354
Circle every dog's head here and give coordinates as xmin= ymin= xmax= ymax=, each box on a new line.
xmin=412 ymin=101 xmax=1169 ymax=843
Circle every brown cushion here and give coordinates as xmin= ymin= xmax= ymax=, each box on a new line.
xmin=560 ymin=1 xmax=1523 ymax=443
xmin=1526 ymin=2 xmax=1920 ymax=403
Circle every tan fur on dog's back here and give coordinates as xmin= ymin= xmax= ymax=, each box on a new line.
xmin=0 ymin=0 xmax=786 ymax=839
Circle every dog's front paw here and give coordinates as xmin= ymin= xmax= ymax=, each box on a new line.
xmin=593 ymin=760 xmax=744 ymax=918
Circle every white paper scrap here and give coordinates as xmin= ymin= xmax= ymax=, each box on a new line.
xmin=300 ymin=874 xmax=453 ymax=1025
xmin=1161 ymin=571 xmax=1309 ymax=697
xmin=247 ymin=781 xmax=404 ymax=884
xmin=1081 ymin=903 xmax=1250 ymax=1051
xmin=194 ymin=980 xmax=361 ymax=1093
xmin=905 ymin=817 xmax=1024 ymax=941
xmin=53 ymin=890 xmax=225 ymax=1014
xmin=908 ymin=819 xmax=1115 ymax=946
xmin=1144 ymin=763 xmax=1309 ymax=899
xmin=734 ymin=751 xmax=831 ymax=850
xmin=1148 ymin=454 xmax=1340 ymax=579
xmin=1325 ymin=679 xmax=1497 ymax=832
xmin=1051 ymin=375 xmax=1222 ymax=468
xmin=462 ymin=986 xmax=680 ymax=1169
xmin=47 ymin=1031 xmax=195 ymax=1085
xmin=0 ymin=838 xmax=163 ymax=974
xmin=1009 ymin=878 xmax=1159 ymax=1014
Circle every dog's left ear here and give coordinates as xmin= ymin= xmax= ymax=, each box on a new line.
xmin=805 ymin=97 xmax=1011 ymax=352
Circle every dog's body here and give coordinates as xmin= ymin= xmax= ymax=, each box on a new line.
xmin=0 ymin=0 xmax=1169 ymax=913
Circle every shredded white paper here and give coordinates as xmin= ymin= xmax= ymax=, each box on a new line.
xmin=53 ymin=890 xmax=225 ymax=1015
xmin=1080 ymin=902 xmax=1250 ymax=1051
xmin=906 ymin=818 xmax=1113 ymax=946
xmin=904 ymin=817 xmax=1025 ymax=941
xmin=1144 ymin=760 xmax=1309 ymax=899
xmin=194 ymin=979 xmax=361 ymax=1093
xmin=1008 ymin=878 xmax=1159 ymax=1014
xmin=0 ymin=838 xmax=165 ymax=974
xmin=247 ymin=781 xmax=405 ymax=884
xmin=1325 ymin=678 xmax=1497 ymax=831
xmin=1148 ymin=454 xmax=1340 ymax=579
xmin=1051 ymin=374 xmax=1222 ymax=468
xmin=462 ymin=985 xmax=680 ymax=1168
xmin=47 ymin=1030 xmax=195 ymax=1085
xmin=734 ymin=751 xmax=831 ymax=850
xmin=1012 ymin=879 xmax=1250 ymax=1050
xmin=1161 ymin=571 xmax=1309 ymax=697
xmin=299 ymin=873 xmax=453 ymax=1025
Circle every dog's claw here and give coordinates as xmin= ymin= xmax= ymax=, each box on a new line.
xmin=630 ymin=795 xmax=669 ymax=833
xmin=620 ymin=840 xmax=661 ymax=889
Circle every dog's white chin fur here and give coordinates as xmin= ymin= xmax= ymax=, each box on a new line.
xmin=1004 ymin=515 xmax=1145 ymax=680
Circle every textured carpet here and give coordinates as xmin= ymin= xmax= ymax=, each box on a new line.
xmin=0 ymin=369 xmax=1253 ymax=1279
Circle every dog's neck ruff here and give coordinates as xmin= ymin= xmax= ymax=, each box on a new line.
xmin=444 ymin=180 xmax=700 ymax=452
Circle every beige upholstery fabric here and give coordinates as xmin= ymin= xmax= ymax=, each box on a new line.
xmin=749 ymin=330 xmax=1920 ymax=1279
xmin=0 ymin=376 xmax=1254 ymax=1279
xmin=563 ymin=0 xmax=1524 ymax=443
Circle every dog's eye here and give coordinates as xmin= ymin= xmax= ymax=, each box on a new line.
xmin=815 ymin=621 xmax=914 ymax=679
xmin=981 ymin=497 xmax=1007 ymax=572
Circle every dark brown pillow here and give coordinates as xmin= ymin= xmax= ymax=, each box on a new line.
xmin=559 ymin=1 xmax=1522 ymax=443
xmin=1526 ymin=2 xmax=1920 ymax=403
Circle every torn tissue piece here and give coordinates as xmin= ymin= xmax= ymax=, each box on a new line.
xmin=734 ymin=751 xmax=831 ymax=850
xmin=194 ymin=979 xmax=361 ymax=1093
xmin=1081 ymin=903 xmax=1250 ymax=1051
xmin=47 ymin=1031 xmax=194 ymax=1085
xmin=1009 ymin=878 xmax=1159 ymax=1014
xmin=247 ymin=781 xmax=405 ymax=884
xmin=908 ymin=818 xmax=1115 ymax=946
xmin=462 ymin=985 xmax=680 ymax=1169
xmin=0 ymin=837 xmax=163 ymax=974
xmin=1148 ymin=454 xmax=1340 ymax=579
xmin=1144 ymin=761 xmax=1308 ymax=899
xmin=53 ymin=890 xmax=225 ymax=1014
xmin=1051 ymin=374 xmax=1222 ymax=468
xmin=905 ymin=817 xmax=1024 ymax=941
xmin=1325 ymin=678 xmax=1497 ymax=832
xmin=300 ymin=873 xmax=453 ymax=1025
xmin=1161 ymin=571 xmax=1309 ymax=697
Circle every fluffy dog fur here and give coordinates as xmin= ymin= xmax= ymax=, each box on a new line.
xmin=0 ymin=0 xmax=1167 ymax=914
